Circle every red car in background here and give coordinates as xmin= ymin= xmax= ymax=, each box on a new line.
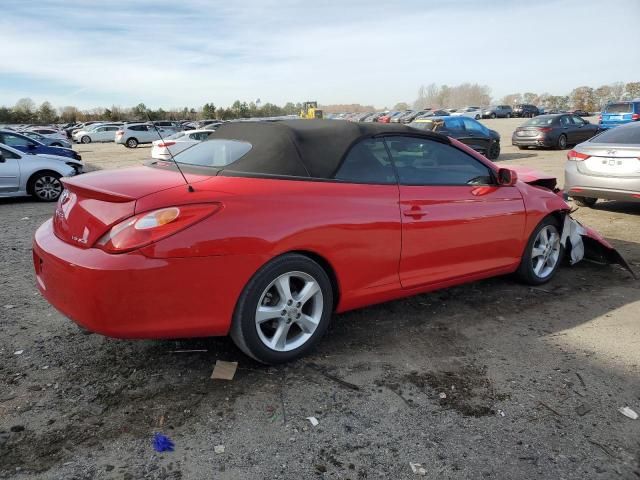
xmin=33 ymin=120 xmax=629 ymax=364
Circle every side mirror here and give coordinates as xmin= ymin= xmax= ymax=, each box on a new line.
xmin=497 ymin=168 xmax=518 ymax=186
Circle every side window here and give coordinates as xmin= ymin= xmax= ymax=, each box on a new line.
xmin=443 ymin=117 xmax=465 ymax=134
xmin=0 ymin=146 xmax=21 ymax=159
xmin=384 ymin=136 xmax=493 ymax=186
xmin=107 ymin=126 xmax=119 ymax=131
xmin=570 ymin=115 xmax=585 ymax=126
xmin=462 ymin=118 xmax=488 ymax=135
xmin=2 ymin=133 xmax=31 ymax=148
xmin=334 ymin=138 xmax=395 ymax=184
xmin=96 ymin=127 xmax=105 ymax=132
xmin=560 ymin=116 xmax=571 ymax=127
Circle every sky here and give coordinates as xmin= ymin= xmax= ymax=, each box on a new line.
xmin=0 ymin=0 xmax=638 ymax=110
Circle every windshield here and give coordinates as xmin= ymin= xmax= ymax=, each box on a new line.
xmin=604 ymin=103 xmax=633 ymax=114
xmin=523 ymin=117 xmax=554 ymax=126
xmin=174 ymin=139 xmax=252 ymax=167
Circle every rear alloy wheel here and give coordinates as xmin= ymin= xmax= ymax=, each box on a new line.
xmin=573 ymin=196 xmax=597 ymax=208
xmin=487 ymin=141 xmax=500 ymax=160
xmin=556 ymin=134 xmax=567 ymax=150
xmin=475 ymin=114 xmax=481 ymax=120
xmin=490 ymin=113 xmax=497 ymax=119
xmin=231 ymin=254 xmax=333 ymax=364
xmin=126 ymin=138 xmax=139 ymax=148
xmin=81 ymin=136 xmax=91 ymax=144
xmin=30 ymin=172 xmax=63 ymax=202
xmin=516 ymin=217 xmax=563 ymax=285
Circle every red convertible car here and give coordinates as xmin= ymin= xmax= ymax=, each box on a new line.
xmin=33 ymin=121 xmax=629 ymax=364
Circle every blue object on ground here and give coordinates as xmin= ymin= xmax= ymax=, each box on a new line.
xmin=153 ymin=433 xmax=174 ymax=452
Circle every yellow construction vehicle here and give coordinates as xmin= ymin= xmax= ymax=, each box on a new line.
xmin=299 ymin=101 xmax=323 ymax=119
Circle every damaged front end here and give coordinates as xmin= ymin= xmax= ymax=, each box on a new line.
xmin=561 ymin=215 xmax=636 ymax=278
xmin=509 ymin=165 xmax=636 ymax=279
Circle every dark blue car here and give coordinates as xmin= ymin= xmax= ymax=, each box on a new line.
xmin=599 ymin=100 xmax=640 ymax=130
xmin=0 ymin=130 xmax=81 ymax=160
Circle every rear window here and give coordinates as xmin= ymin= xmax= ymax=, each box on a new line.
xmin=590 ymin=125 xmax=640 ymax=144
xmin=174 ymin=139 xmax=252 ymax=167
xmin=605 ymin=103 xmax=633 ymax=114
xmin=523 ymin=117 xmax=554 ymax=126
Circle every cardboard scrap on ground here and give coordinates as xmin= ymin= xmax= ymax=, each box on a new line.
xmin=306 ymin=416 xmax=319 ymax=427
xmin=409 ymin=462 xmax=427 ymax=476
xmin=210 ymin=361 xmax=238 ymax=381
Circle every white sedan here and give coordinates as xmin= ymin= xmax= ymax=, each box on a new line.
xmin=150 ymin=129 xmax=212 ymax=159
xmin=73 ymin=124 xmax=121 ymax=144
xmin=451 ymin=107 xmax=483 ymax=120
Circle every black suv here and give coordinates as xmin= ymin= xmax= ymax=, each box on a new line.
xmin=513 ymin=104 xmax=540 ymax=118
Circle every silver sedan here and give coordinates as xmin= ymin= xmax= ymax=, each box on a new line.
xmin=0 ymin=143 xmax=82 ymax=201
xmin=564 ymin=122 xmax=640 ymax=207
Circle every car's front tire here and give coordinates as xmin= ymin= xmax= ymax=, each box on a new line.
xmin=490 ymin=113 xmax=497 ymax=119
xmin=126 ymin=138 xmax=139 ymax=148
xmin=573 ymin=196 xmax=597 ymax=208
xmin=81 ymin=136 xmax=91 ymax=144
xmin=230 ymin=254 xmax=334 ymax=364
xmin=28 ymin=171 xmax=63 ymax=202
xmin=516 ymin=216 xmax=564 ymax=285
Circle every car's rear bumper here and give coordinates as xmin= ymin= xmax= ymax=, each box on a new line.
xmin=33 ymin=219 xmax=265 ymax=339
xmin=511 ymin=135 xmax=554 ymax=147
xmin=564 ymin=162 xmax=640 ymax=201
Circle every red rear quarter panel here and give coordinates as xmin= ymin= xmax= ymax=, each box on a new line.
xmin=140 ymin=176 xmax=403 ymax=312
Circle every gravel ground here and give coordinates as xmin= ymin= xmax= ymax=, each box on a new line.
xmin=1 ymin=118 xmax=639 ymax=479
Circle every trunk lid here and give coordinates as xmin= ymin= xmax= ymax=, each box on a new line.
xmin=53 ymin=165 xmax=209 ymax=248
xmin=577 ymin=145 xmax=640 ymax=178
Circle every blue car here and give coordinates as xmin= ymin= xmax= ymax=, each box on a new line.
xmin=0 ymin=129 xmax=81 ymax=161
xmin=599 ymin=100 xmax=640 ymax=130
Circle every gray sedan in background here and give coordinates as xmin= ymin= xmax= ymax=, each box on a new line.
xmin=21 ymin=130 xmax=73 ymax=149
xmin=565 ymin=122 xmax=640 ymax=206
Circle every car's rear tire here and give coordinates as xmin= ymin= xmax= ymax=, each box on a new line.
xmin=506 ymin=113 xmax=511 ymax=118
xmin=81 ymin=136 xmax=91 ymax=144
xmin=572 ymin=196 xmax=597 ymax=208
xmin=28 ymin=171 xmax=63 ymax=202
xmin=126 ymin=138 xmax=138 ymax=148
xmin=556 ymin=134 xmax=567 ymax=150
xmin=475 ymin=114 xmax=481 ymax=120
xmin=516 ymin=216 xmax=564 ymax=285
xmin=490 ymin=113 xmax=496 ymax=119
xmin=230 ymin=253 xmax=334 ymax=364
xmin=487 ymin=141 xmax=500 ymax=160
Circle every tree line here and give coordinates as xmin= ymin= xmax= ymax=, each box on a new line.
xmin=0 ymin=99 xmax=309 ymax=124
xmin=1 ymin=81 xmax=638 ymax=125
xmin=411 ymin=81 xmax=640 ymax=112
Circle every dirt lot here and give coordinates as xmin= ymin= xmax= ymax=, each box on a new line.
xmin=1 ymin=118 xmax=639 ymax=479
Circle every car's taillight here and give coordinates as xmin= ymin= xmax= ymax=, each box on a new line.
xmin=632 ymin=113 xmax=640 ymax=121
xmin=116 ymin=130 xmax=124 ymax=135
xmin=95 ymin=204 xmax=221 ymax=253
xmin=567 ymin=149 xmax=590 ymax=161
xmin=538 ymin=127 xmax=552 ymax=132
xmin=598 ymin=114 xmax=602 ymax=122
xmin=158 ymin=141 xmax=176 ymax=147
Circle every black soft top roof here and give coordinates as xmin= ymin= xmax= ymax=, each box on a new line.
xmin=209 ymin=119 xmax=449 ymax=179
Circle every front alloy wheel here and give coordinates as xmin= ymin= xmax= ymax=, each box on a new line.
xmin=516 ymin=217 xmax=563 ymax=285
xmin=32 ymin=173 xmax=63 ymax=202
xmin=231 ymin=254 xmax=333 ymax=364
